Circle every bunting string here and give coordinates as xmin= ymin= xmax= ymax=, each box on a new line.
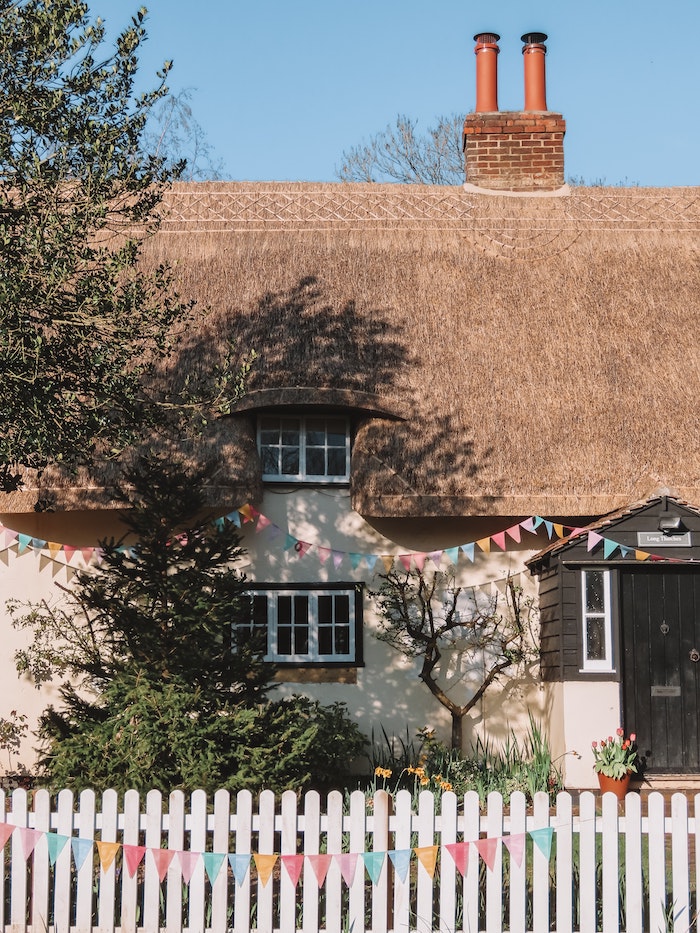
xmin=1 ymin=505 xmax=696 ymax=573
xmin=0 ymin=819 xmax=555 ymax=884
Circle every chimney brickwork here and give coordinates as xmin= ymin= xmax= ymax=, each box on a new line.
xmin=464 ymin=31 xmax=565 ymax=192
xmin=462 ymin=111 xmax=566 ymax=191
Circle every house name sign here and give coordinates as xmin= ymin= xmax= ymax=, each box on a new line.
xmin=637 ymin=532 xmax=693 ymax=548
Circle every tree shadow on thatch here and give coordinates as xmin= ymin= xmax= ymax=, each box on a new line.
xmin=233 ymin=276 xmax=414 ymax=396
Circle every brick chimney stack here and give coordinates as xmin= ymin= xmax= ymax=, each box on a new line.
xmin=462 ymin=31 xmax=566 ymax=192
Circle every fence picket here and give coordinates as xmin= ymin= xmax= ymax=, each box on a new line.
xmin=671 ymin=793 xmax=690 ymax=933
xmin=2 ymin=785 xmax=698 ymax=933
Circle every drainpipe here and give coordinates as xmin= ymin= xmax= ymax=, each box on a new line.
xmin=521 ymin=32 xmax=548 ymax=111
xmin=474 ymin=32 xmax=500 ymax=112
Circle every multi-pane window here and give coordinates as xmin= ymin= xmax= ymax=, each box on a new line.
xmin=258 ymin=416 xmax=350 ymax=482
xmin=244 ymin=587 xmax=359 ymax=663
xmin=581 ymin=569 xmax=614 ymax=671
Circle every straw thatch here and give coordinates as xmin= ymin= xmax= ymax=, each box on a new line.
xmin=6 ymin=181 xmax=700 ymax=517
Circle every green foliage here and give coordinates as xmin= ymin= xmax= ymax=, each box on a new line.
xmin=0 ymin=2 xmax=246 ymax=494
xmin=11 ymin=455 xmax=364 ymax=792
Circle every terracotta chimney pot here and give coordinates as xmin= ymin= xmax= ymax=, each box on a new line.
xmin=521 ymin=32 xmax=548 ymax=111
xmin=473 ymin=32 xmax=500 ymax=112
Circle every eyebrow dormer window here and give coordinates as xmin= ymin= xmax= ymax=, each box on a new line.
xmin=258 ymin=415 xmax=350 ymax=483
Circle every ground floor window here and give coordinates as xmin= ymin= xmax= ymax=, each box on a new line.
xmin=242 ymin=584 xmax=362 ymax=664
xmin=581 ymin=569 xmax=614 ymax=672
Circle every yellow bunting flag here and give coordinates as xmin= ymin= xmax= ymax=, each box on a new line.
xmin=238 ymin=504 xmax=257 ymax=523
xmin=635 ymin=550 xmax=650 ymax=561
xmin=381 ymin=555 xmax=395 ymax=572
xmin=414 ymin=845 xmax=438 ymax=878
xmin=96 ymin=841 xmax=121 ymax=873
xmin=553 ymin=523 xmax=564 ymax=539
xmin=48 ymin=542 xmax=62 ymax=558
xmin=476 ymin=537 xmax=491 ymax=553
xmin=253 ymin=854 xmax=278 ymax=887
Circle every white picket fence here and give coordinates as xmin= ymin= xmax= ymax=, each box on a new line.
xmin=1 ymin=786 xmax=698 ymax=933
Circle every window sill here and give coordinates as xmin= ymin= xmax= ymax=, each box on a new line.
xmin=273 ymin=667 xmax=358 ymax=684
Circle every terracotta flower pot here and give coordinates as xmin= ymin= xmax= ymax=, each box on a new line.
xmin=597 ymin=771 xmax=632 ymax=800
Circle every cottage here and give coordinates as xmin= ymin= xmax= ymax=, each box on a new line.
xmin=2 ymin=34 xmax=699 ymax=788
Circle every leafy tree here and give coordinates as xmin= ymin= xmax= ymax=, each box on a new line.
xmin=10 ymin=456 xmax=365 ymax=792
xmin=143 ymin=88 xmax=226 ymax=181
xmin=336 ymin=113 xmax=464 ymax=185
xmin=370 ymin=570 xmax=538 ymax=751
xmin=0 ymin=1 xmax=237 ymax=495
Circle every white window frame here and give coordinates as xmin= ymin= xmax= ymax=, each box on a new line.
xmin=247 ymin=587 xmax=357 ymax=663
xmin=580 ymin=569 xmax=614 ymax=672
xmin=257 ymin=415 xmax=351 ymax=483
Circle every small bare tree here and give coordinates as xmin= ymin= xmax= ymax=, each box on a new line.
xmin=371 ymin=570 xmax=538 ymax=750
xmin=336 ymin=114 xmax=465 ymax=185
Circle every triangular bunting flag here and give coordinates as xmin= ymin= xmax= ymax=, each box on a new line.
xmin=413 ymin=553 xmax=427 ymax=571
xmin=238 ymin=504 xmax=257 ymax=523
xmin=529 ymin=827 xmax=554 ymax=861
xmin=388 ymin=849 xmax=411 ymax=883
xmin=587 ymin=531 xmax=603 ymax=552
xmin=349 ymin=552 xmax=363 ymax=570
xmin=317 ymin=546 xmax=331 ymax=564
xmin=444 ymin=841 xmax=470 ymax=877
xmin=81 ymin=547 xmax=95 ymax=564
xmin=414 ymin=845 xmax=438 ymax=878
xmin=226 ymin=510 xmax=242 ymax=528
xmin=362 ymin=851 xmax=385 ymax=885
xmin=331 ymin=550 xmax=344 ymax=569
xmin=151 ymin=848 xmax=176 ymax=882
xmin=63 ymin=545 xmax=77 ymax=563
xmin=17 ymin=534 xmax=32 ymax=554
xmin=444 ymin=546 xmax=459 ymax=565
xmin=255 ymin=514 xmax=271 ymax=533
xmin=268 ymin=523 xmax=282 ymax=541
xmin=553 ymin=523 xmax=564 ymax=539
xmin=213 ymin=517 xmax=226 ymax=531
xmin=32 ymin=537 xmax=47 ymax=550
xmin=71 ymin=837 xmax=94 ymax=871
xmin=307 ymin=853 xmax=332 ymax=886
xmin=18 ymin=827 xmax=42 ymax=860
xmin=96 ymin=840 xmax=121 ymax=873
xmin=254 ymin=854 xmax=278 ymax=887
xmin=177 ymin=850 xmax=200 ymax=884
xmin=620 ymin=545 xmax=632 ymax=558
xmin=202 ymin=852 xmax=226 ymax=884
xmin=603 ymin=538 xmax=619 ymax=559
xmin=427 ymin=550 xmax=443 ymax=567
xmin=503 ymin=833 xmax=526 ymax=868
xmin=398 ymin=554 xmax=412 ymax=571
xmin=228 ymin=853 xmax=251 ymax=886
xmin=48 ymin=542 xmax=62 ymax=558
xmin=476 ymin=537 xmax=491 ymax=553
xmin=46 ymin=833 xmax=69 ymax=866
xmin=283 ymin=533 xmax=297 ymax=551
xmin=281 ymin=854 xmax=304 ymax=886
xmin=491 ymin=531 xmax=507 ymax=551
xmin=506 ymin=523 xmax=522 ymax=544
xmin=294 ymin=541 xmax=311 ymax=558
xmin=635 ymin=549 xmax=650 ymax=561
xmin=460 ymin=542 xmax=475 ymax=562
xmin=381 ymin=555 xmax=394 ymax=572
xmin=520 ymin=517 xmax=537 ymax=533
xmin=338 ymin=852 xmax=359 ymax=886
xmin=543 ymin=520 xmax=554 ymax=539
xmin=364 ymin=554 xmax=379 ymax=572
xmin=123 ymin=845 xmax=146 ymax=877
xmin=0 ymin=823 xmax=15 ymax=849
xmin=473 ymin=837 xmax=499 ymax=871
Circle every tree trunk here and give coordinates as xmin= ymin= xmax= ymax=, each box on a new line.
xmin=451 ymin=713 xmax=463 ymax=752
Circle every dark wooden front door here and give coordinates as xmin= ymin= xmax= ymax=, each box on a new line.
xmin=621 ymin=569 xmax=700 ymax=772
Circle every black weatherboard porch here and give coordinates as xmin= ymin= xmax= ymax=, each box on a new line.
xmin=528 ymin=497 xmax=700 ymax=775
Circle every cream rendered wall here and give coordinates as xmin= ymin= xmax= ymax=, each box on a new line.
xmin=559 ymin=680 xmax=621 ymax=788
xmin=238 ymin=489 xmax=553 ymax=761
xmin=1 ymin=491 xmax=560 ymax=776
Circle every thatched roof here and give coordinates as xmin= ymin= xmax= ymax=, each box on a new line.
xmin=6 ymin=181 xmax=700 ymax=517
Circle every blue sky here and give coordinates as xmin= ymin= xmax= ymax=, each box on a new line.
xmin=102 ymin=0 xmax=700 ymax=186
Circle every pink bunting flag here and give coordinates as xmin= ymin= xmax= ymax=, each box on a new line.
xmin=491 ymin=531 xmax=507 ymax=551
xmin=81 ymin=547 xmax=95 ymax=564
xmin=398 ymin=554 xmax=412 ymax=571
xmin=123 ymin=844 xmax=146 ymax=877
xmin=473 ymin=837 xmax=499 ymax=871
xmin=281 ymin=854 xmax=304 ymax=886
xmin=317 ymin=547 xmax=331 ymax=565
xmin=63 ymin=545 xmax=77 ymax=563
xmin=587 ymin=531 xmax=603 ymax=552
xmin=307 ymin=853 xmax=332 ymax=886
xmin=294 ymin=541 xmax=311 ymax=558
xmin=177 ymin=850 xmax=200 ymax=884
xmin=503 ymin=833 xmax=526 ymax=867
xmin=238 ymin=504 xmax=258 ymax=523
xmin=17 ymin=827 xmax=41 ymax=860
xmin=444 ymin=841 xmax=470 ymax=876
xmin=255 ymin=514 xmax=271 ymax=533
xmin=0 ymin=823 xmax=15 ymax=850
xmin=413 ymin=553 xmax=427 ymax=571
xmin=151 ymin=848 xmax=176 ymax=882
xmin=337 ymin=852 xmax=359 ymax=886
xmin=506 ymin=523 xmax=522 ymax=543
